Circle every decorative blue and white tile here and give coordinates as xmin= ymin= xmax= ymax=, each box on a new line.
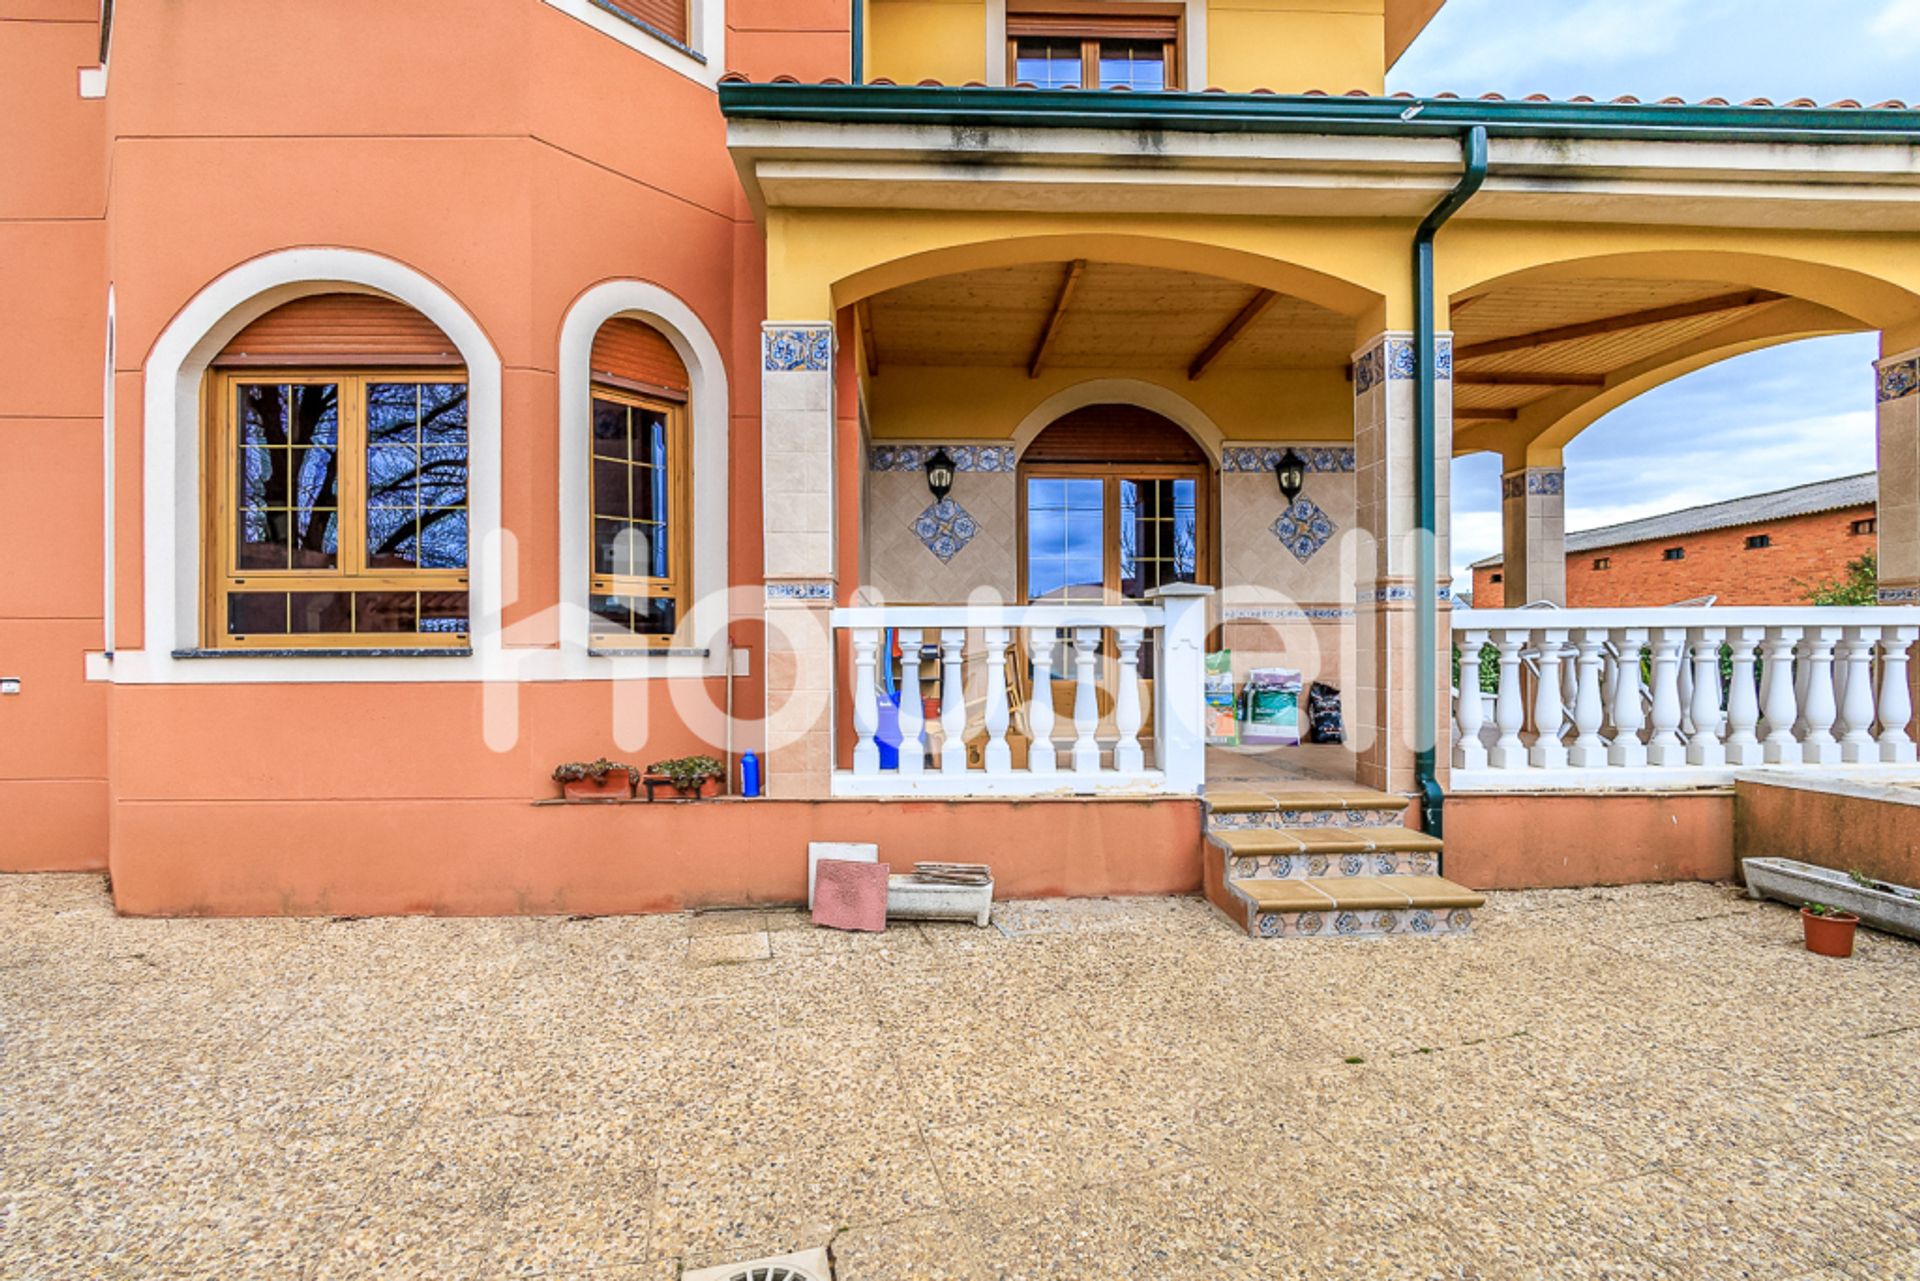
xmin=1386 ymin=337 xmax=1418 ymax=380
xmin=1232 ymin=857 xmax=1263 ymax=880
xmin=1271 ymin=497 xmax=1337 ymax=564
xmin=1405 ymin=908 xmax=1436 ymax=935
xmin=763 ymin=326 xmax=833 ymax=373
xmin=911 ymin=498 xmax=980 ymax=564
xmin=1436 ymin=335 xmax=1454 ymax=381
xmin=1222 ymin=445 xmax=1355 ymax=473
xmin=1339 ymin=853 xmax=1367 ymax=877
xmin=1222 ymin=606 xmax=1357 ymax=622
xmin=1353 ymin=345 xmax=1384 ymax=396
xmin=764 ymin=580 xmax=834 ymax=602
xmin=1501 ymin=472 xmax=1526 ymax=501
xmin=869 ymin=443 xmax=1016 ymax=473
xmin=1527 ymin=469 xmax=1565 ymax=497
xmin=1267 ymin=854 xmax=1295 ymax=878
xmin=1876 ymin=357 xmax=1918 ymax=403
xmin=1878 ymin=585 xmax=1920 ymax=604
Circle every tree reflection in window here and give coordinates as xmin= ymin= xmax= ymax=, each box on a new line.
xmin=237 ymin=383 xmax=340 ymax=570
xmin=367 ymin=382 xmax=469 ymax=570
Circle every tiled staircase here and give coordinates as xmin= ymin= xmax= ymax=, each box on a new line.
xmin=1201 ymin=787 xmax=1486 ymax=939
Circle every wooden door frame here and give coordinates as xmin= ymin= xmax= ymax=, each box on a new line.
xmin=1015 ymin=460 xmax=1216 ymax=606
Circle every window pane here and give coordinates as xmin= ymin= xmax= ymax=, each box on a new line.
xmin=1015 ymin=37 xmax=1081 ymax=88
xmin=237 ymin=507 xmax=288 ymax=570
xmin=354 ymin=592 xmax=419 ymax=634
xmin=365 ymin=382 xmax=469 ymax=572
xmin=590 ymin=594 xmax=676 ymax=638
xmin=596 ymin=519 xmax=658 ymax=578
xmin=227 ymin=592 xmax=289 ymax=636
xmin=594 ymin=456 xmax=631 ymax=520
xmin=419 ymin=592 xmax=469 ymax=634
xmin=287 ymin=591 xmax=353 ymax=635
xmin=1098 ymin=39 xmax=1165 ymax=90
xmin=592 ymin=398 xmax=629 ymax=460
xmin=1027 ymin=476 xmax=1104 ymax=603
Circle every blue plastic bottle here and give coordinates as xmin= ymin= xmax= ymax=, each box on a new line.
xmin=739 ymin=750 xmax=761 ymax=798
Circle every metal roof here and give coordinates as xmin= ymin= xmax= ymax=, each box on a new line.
xmin=1470 ymin=472 xmax=1877 ymax=569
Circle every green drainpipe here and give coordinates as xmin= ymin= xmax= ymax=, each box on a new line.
xmin=850 ymin=0 xmax=864 ymax=85
xmin=1413 ymin=125 xmax=1488 ymax=843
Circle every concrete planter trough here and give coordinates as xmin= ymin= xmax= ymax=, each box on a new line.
xmin=1743 ymin=857 xmax=1920 ymax=943
xmin=886 ymin=875 xmax=994 ymax=927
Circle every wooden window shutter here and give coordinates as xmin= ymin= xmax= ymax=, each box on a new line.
xmin=1007 ymin=14 xmax=1178 ymax=39
xmin=591 ymin=317 xmax=690 ymax=399
xmin=600 ymin=0 xmax=688 ymax=44
xmin=213 ymin=294 xmax=461 ymax=367
xmin=1023 ymin=405 xmax=1207 ymax=465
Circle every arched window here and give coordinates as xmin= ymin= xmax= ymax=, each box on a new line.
xmin=587 ymin=317 xmax=691 ymax=648
xmin=205 ymin=294 xmax=470 ymax=648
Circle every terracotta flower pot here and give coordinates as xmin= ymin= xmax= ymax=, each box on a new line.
xmin=1801 ymin=907 xmax=1859 ymax=958
xmin=673 ymin=776 xmax=721 ymax=799
xmin=562 ymin=773 xmax=632 ymax=802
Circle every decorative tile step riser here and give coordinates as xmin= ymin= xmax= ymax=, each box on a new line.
xmin=1209 ymin=810 xmax=1408 ymax=832
xmin=1227 ymin=852 xmax=1440 ymax=882
xmin=1248 ymin=905 xmax=1476 ymax=940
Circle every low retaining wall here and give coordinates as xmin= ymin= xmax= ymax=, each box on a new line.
xmin=107 ymin=796 xmax=1202 ymax=917
xmin=1444 ymin=790 xmax=1736 ymax=890
xmin=1734 ymin=775 xmax=1920 ymax=890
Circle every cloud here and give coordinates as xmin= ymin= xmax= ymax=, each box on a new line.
xmin=1872 ymin=0 xmax=1920 ymax=53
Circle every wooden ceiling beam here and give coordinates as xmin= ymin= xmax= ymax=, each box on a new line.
xmin=1028 ymin=259 xmax=1086 ymax=379
xmin=1187 ymin=287 xmax=1279 ymax=381
xmin=855 ymin=299 xmax=878 ymax=377
xmin=1454 ymin=372 xmax=1607 ymax=387
xmin=1456 ymin=408 xmax=1520 ymax=421
xmin=1454 ymin=289 xmax=1787 ymax=362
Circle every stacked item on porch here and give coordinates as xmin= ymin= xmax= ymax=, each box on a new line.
xmin=1240 ymin=667 xmax=1303 ymax=746
xmin=910 ymin=862 xmax=992 ymax=885
xmin=1204 ymin=649 xmax=1239 ymax=746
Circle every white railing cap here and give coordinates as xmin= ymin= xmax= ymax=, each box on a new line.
xmin=831 ymin=602 xmax=1167 ymax=629
xmin=1145 ymin=583 xmax=1215 ymax=599
xmin=1455 ymin=605 xmax=1920 ymax=630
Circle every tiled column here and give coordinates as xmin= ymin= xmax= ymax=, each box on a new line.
xmin=1352 ymin=331 xmax=1452 ymax=795
xmin=762 ymin=323 xmax=837 ymax=799
xmin=1878 ymin=349 xmax=1919 ymax=605
xmin=1499 ymin=464 xmax=1567 ymax=607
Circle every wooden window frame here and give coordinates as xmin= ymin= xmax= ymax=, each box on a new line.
xmin=1007 ymin=2 xmax=1182 ymax=90
xmin=204 ymin=369 xmax=471 ymax=650
xmin=1015 ymin=461 xmax=1213 ymax=606
xmin=587 ymin=383 xmax=692 ymax=650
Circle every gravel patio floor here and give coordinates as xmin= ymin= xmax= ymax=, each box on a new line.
xmin=3 ymin=875 xmax=1918 ymax=1280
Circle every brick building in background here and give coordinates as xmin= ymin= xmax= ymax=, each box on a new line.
xmin=1470 ymin=473 xmax=1878 ymax=608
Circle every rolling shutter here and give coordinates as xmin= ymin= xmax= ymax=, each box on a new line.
xmin=591 ymin=317 xmax=690 ymax=400
xmin=213 ymin=294 xmax=460 ymax=367
xmin=601 ymin=0 xmax=688 ymax=45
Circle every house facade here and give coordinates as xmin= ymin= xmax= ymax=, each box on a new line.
xmin=1471 ymin=473 xmax=1880 ymax=609
xmin=6 ymin=0 xmax=1920 ymax=921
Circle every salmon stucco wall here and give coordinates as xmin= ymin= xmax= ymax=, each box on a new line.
xmin=1445 ymin=791 xmax=1736 ymax=890
xmin=1734 ymin=778 xmax=1920 ymax=891
xmin=109 ymin=796 xmax=1202 ymax=917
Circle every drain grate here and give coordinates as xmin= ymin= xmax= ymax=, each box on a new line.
xmin=683 ymin=1246 xmax=831 ymax=1281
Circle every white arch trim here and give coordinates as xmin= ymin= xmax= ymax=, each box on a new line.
xmin=1010 ymin=378 xmax=1226 ymax=465
xmin=110 ymin=247 xmax=506 ymax=684
xmin=557 ymin=280 xmax=730 ymax=677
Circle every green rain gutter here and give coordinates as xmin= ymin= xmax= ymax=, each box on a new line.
xmin=1412 ymin=126 xmax=1486 ymax=844
xmin=717 ymin=83 xmax=1920 ymax=144
xmin=849 ymin=0 xmax=864 ymax=85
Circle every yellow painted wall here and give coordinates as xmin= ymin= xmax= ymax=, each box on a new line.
xmin=867 ymin=0 xmax=988 ymax=86
xmin=1208 ymin=0 xmax=1386 ymax=94
xmin=864 ymin=365 xmax=1354 ymax=443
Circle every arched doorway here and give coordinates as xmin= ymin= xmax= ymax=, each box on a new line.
xmin=1016 ymin=404 xmax=1213 ymax=607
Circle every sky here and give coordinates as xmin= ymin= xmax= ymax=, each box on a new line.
xmin=1382 ymin=0 xmax=1915 ymax=592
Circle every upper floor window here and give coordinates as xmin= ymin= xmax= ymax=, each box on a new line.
xmin=1008 ymin=4 xmax=1181 ymax=90
xmin=206 ymin=296 xmax=469 ymax=649
xmin=1663 ymin=546 xmax=1686 ymax=561
xmin=1745 ymin=533 xmax=1772 ymax=550
xmin=1592 ymin=556 xmax=1611 ymax=570
xmin=587 ymin=318 xmax=692 ymax=649
xmin=1852 ymin=517 xmax=1877 ymax=536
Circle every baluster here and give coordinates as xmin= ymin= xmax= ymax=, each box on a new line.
xmin=1839 ymin=626 xmax=1882 ymax=763
xmin=895 ymin=628 xmax=924 ymax=775
xmin=1453 ymin=629 xmax=1489 ymax=770
xmin=939 ymin=628 xmax=967 ymax=773
xmin=1685 ymin=626 xmax=1726 ymax=767
xmin=1530 ymin=628 xmax=1570 ymax=768
xmin=1071 ymin=626 xmax=1101 ymax=775
xmin=1559 ymin=639 xmax=1578 ymax=740
xmin=982 ymin=627 xmax=1013 ymax=775
xmin=1027 ymin=630 xmax=1058 ymax=774
xmin=1113 ymin=628 xmax=1145 ymax=773
xmin=1801 ymin=626 xmax=1841 ymax=765
xmin=1760 ymin=627 xmax=1803 ymax=764
xmin=1601 ymin=645 xmax=1620 ymax=737
xmin=1676 ymin=642 xmax=1696 ymax=738
xmin=1793 ymin=640 xmax=1812 ymax=738
xmin=1608 ymin=628 xmax=1649 ymax=768
xmin=1878 ymin=625 xmax=1919 ymax=764
xmin=1568 ymin=629 xmax=1609 ymax=768
xmin=1724 ymin=627 xmax=1764 ymax=767
xmin=1647 ymin=628 xmax=1687 ymax=767
xmin=1490 ymin=629 xmax=1529 ymax=770
xmin=851 ymin=627 xmax=881 ymax=775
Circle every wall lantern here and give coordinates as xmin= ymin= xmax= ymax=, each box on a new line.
xmin=925 ymin=447 xmax=956 ymax=502
xmin=1275 ymin=448 xmax=1308 ymax=505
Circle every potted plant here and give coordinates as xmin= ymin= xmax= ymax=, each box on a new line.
xmin=1801 ymin=902 xmax=1860 ymax=958
xmin=552 ymin=758 xmax=637 ymax=802
xmin=646 ymin=755 xmax=725 ymax=799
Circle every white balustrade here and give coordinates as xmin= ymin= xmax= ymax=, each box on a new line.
xmin=1452 ymin=607 xmax=1920 ymax=788
xmin=831 ymin=588 xmax=1211 ymax=797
